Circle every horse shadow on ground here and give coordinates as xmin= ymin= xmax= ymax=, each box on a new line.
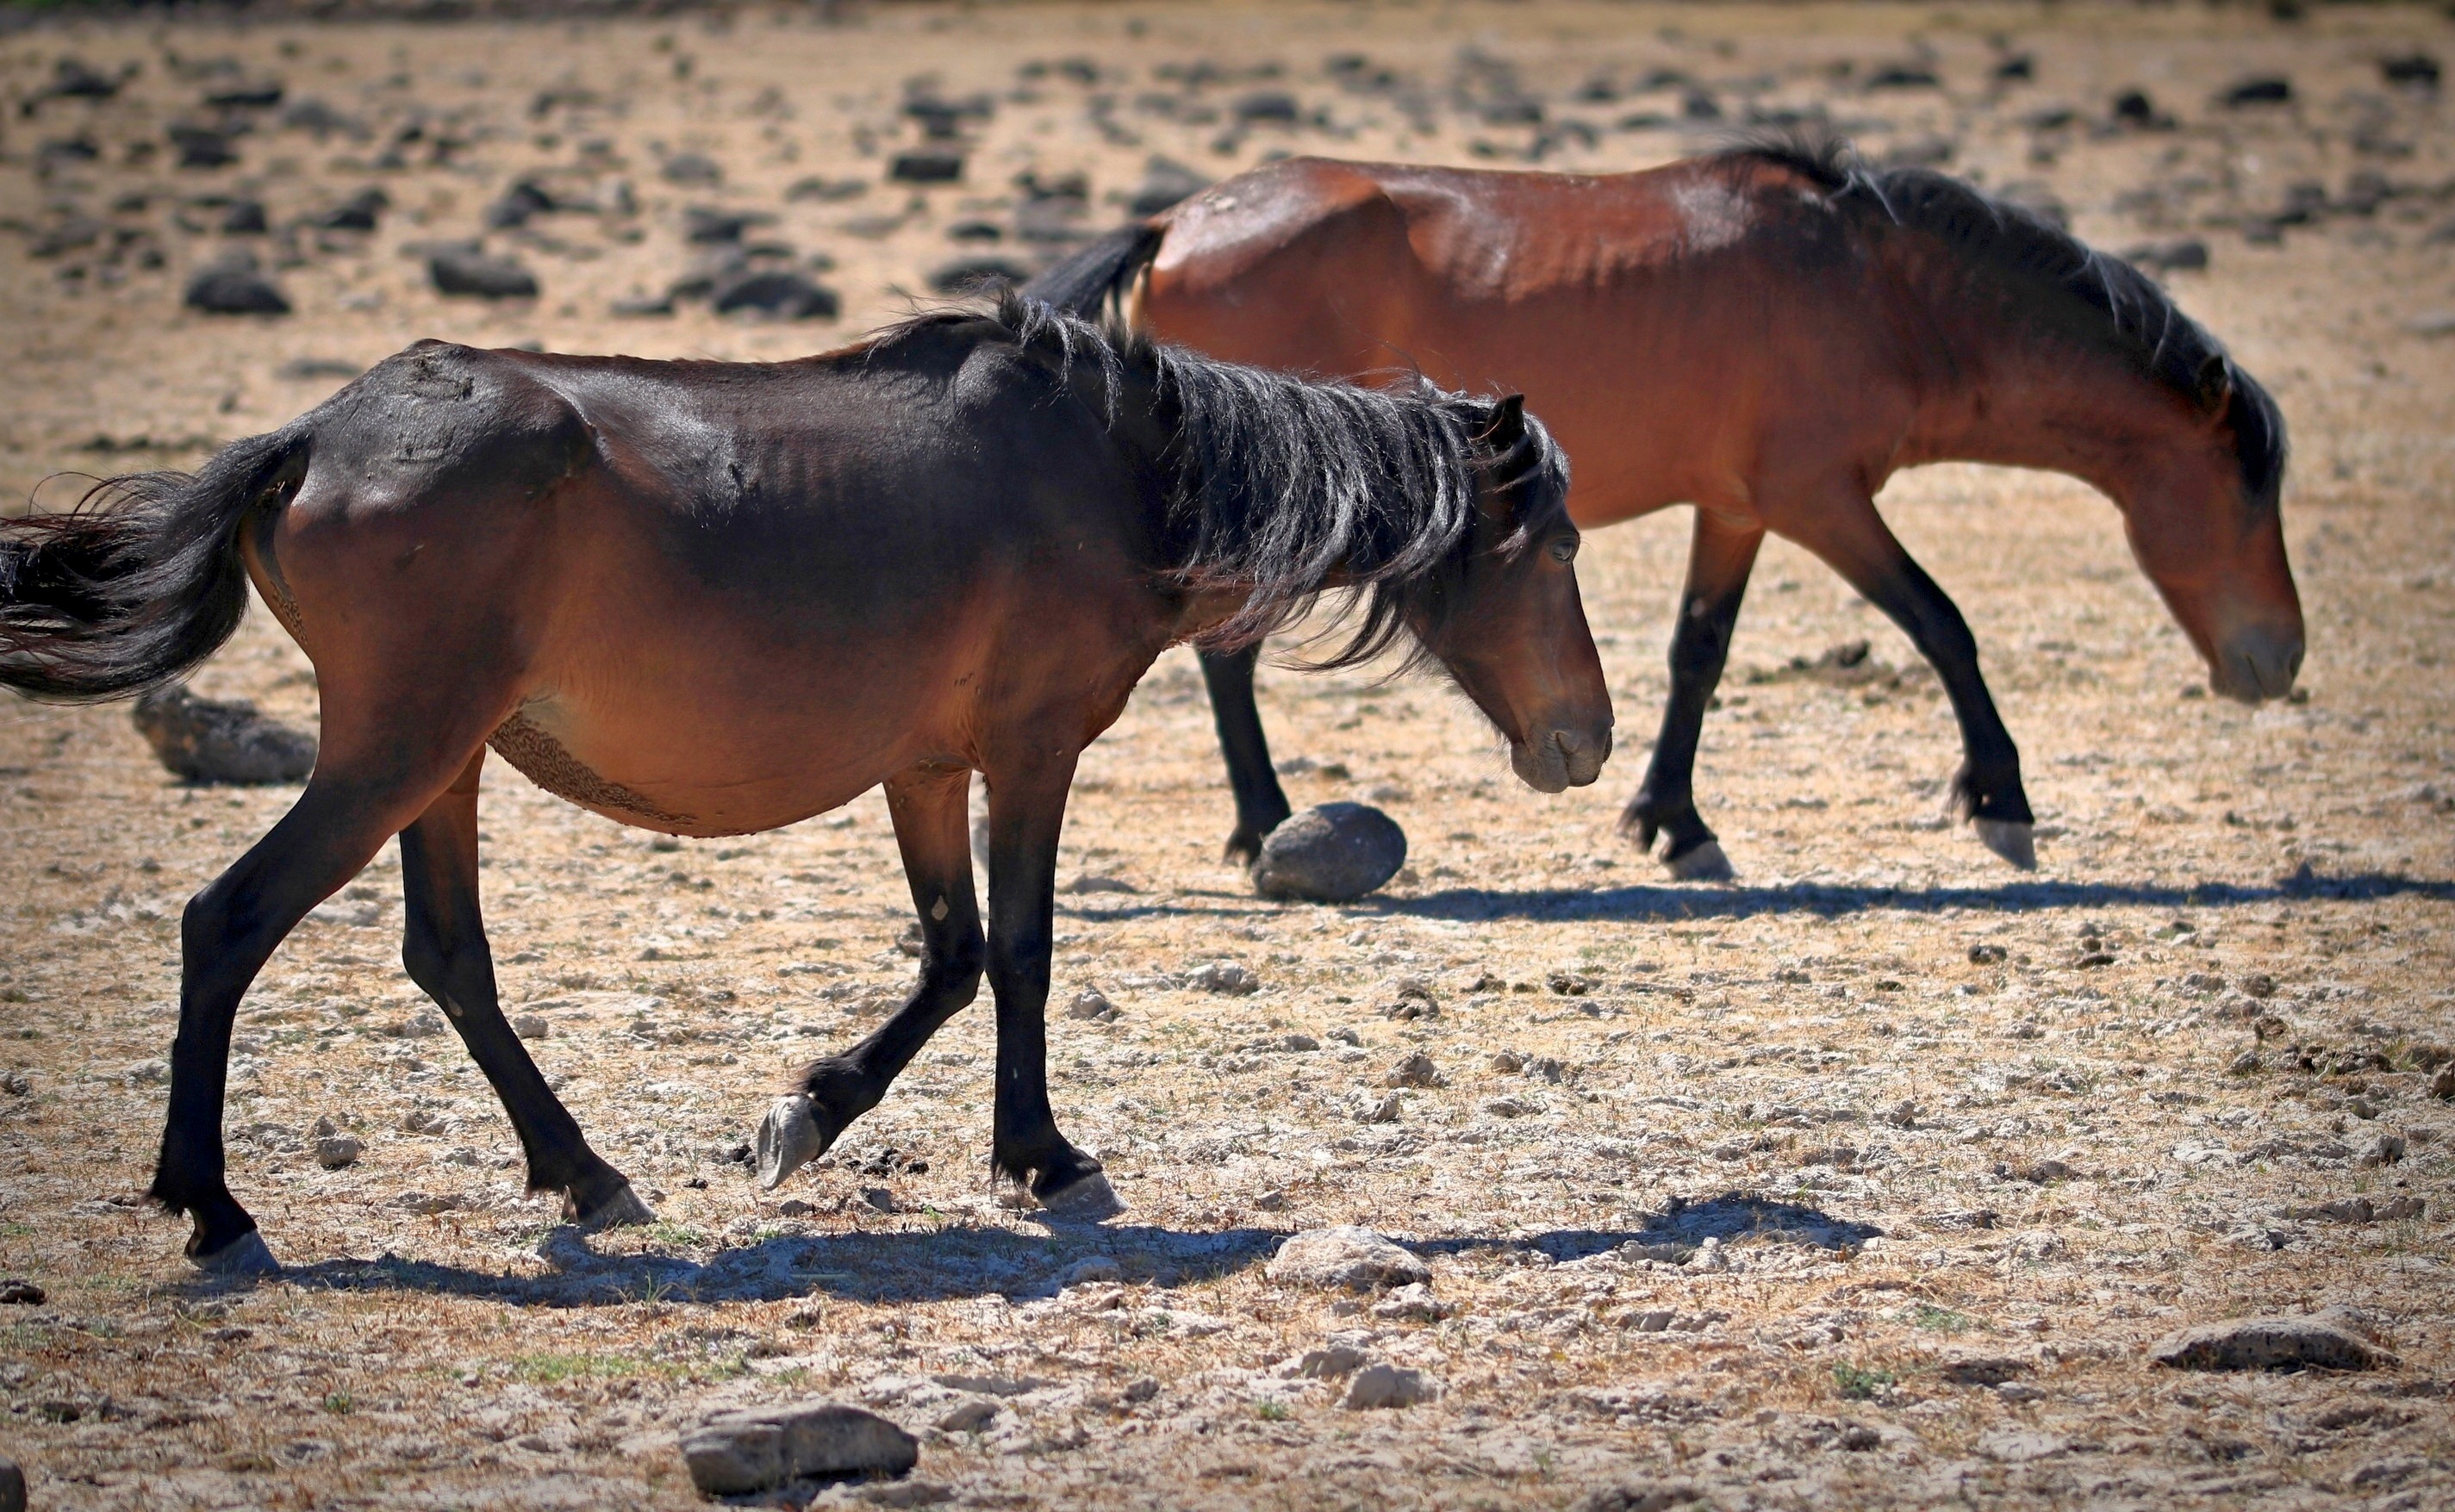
xmin=213 ymin=1192 xmax=1872 ymax=1310
xmin=1377 ymin=868 xmax=2455 ymax=925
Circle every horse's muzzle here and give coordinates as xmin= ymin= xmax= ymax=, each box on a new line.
xmin=1511 ymin=725 xmax=1612 ymax=793
xmin=2210 ymin=625 xmax=2303 ymax=704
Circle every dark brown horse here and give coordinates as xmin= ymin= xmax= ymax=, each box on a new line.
xmin=0 ymin=296 xmax=1608 ymax=1272
xmin=1028 ymin=134 xmax=2300 ymax=878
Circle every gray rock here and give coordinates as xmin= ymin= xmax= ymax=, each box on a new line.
xmin=0 ymin=1279 xmax=45 ymax=1305
xmin=682 ymin=1400 xmax=916 ymax=1495
xmin=1264 ymin=1225 xmax=1430 ymax=1292
xmin=429 ymin=246 xmax=538 ymax=300
xmin=313 ymin=1135 xmax=362 ymax=1169
xmin=926 ymin=255 xmax=1030 ymax=295
xmin=1129 ymin=156 xmax=1208 ymax=215
xmin=510 ymin=1013 xmax=550 ymax=1040
xmin=1342 ymin=1362 xmax=1438 ymax=1409
xmin=1383 ymin=1051 xmax=1443 ymax=1088
xmin=712 ymin=270 xmax=839 ymax=320
xmin=1065 ymin=986 xmax=1118 ymax=1022
xmin=184 ymin=261 xmax=290 ymax=316
xmin=2149 ymin=1310 xmax=2396 ymax=1372
xmin=889 ymin=151 xmax=964 ymax=184
xmin=1251 ymin=803 xmax=1406 ymax=902
xmin=131 ymin=685 xmax=316 ymax=784
xmin=1186 ymin=961 xmax=1259 ymax=995
xmin=660 ymin=152 xmax=723 ymax=185
xmin=1575 ymin=1484 xmax=1702 ymax=1512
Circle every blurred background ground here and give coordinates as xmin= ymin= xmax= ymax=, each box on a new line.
xmin=2 ymin=3 xmax=2453 ymax=1509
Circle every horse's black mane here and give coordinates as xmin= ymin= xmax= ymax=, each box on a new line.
xmin=875 ymin=293 xmax=1570 ymax=665
xmin=1725 ymin=131 xmax=2285 ymax=511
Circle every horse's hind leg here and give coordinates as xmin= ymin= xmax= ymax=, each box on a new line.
xmin=1199 ymin=645 xmax=1293 ymax=866
xmin=1780 ymin=488 xmax=2034 ymax=868
xmin=153 ymin=768 xmax=466 ymax=1272
xmin=398 ymin=750 xmax=650 ymax=1228
xmin=1621 ymin=510 xmax=1760 ymax=880
xmin=980 ymin=750 xmax=1114 ymax=1216
xmin=757 ymin=765 xmax=984 ymax=1189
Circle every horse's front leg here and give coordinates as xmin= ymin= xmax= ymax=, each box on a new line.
xmin=1199 ymin=644 xmax=1293 ymax=866
xmin=399 ymin=750 xmax=649 ymax=1229
xmin=1780 ymin=486 xmax=2035 ymax=868
xmin=980 ymin=747 xmax=1116 ymax=1216
xmin=1620 ymin=507 xmax=1760 ymax=880
xmin=757 ymin=764 xmax=985 ymax=1189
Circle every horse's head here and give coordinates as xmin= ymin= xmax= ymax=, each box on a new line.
xmin=2119 ymin=359 xmax=2302 ymax=704
xmin=1415 ymin=395 xmax=1614 ymax=793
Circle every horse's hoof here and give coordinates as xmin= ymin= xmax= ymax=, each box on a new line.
xmin=1662 ymin=840 xmax=1735 ymax=882
xmin=756 ymin=1094 xmax=824 ymax=1190
xmin=1036 ymin=1170 xmax=1124 ymax=1222
xmin=567 ymin=1182 xmax=655 ymax=1230
xmin=1973 ymin=818 xmax=2037 ymax=871
xmin=192 ymin=1229 xmax=280 ymax=1277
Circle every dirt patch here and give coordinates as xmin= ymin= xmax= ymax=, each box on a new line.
xmin=3 ymin=3 xmax=2453 ymax=1509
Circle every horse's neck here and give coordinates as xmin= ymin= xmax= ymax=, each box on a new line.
xmin=1899 ymin=343 xmax=2182 ymax=508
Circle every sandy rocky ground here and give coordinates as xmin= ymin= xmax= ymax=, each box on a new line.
xmin=3 ymin=2 xmax=2455 ymax=1509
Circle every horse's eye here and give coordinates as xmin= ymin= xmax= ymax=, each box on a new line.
xmin=1549 ymin=538 xmax=1580 ymax=564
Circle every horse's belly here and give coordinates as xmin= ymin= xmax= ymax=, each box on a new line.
xmin=486 ymin=695 xmax=899 ymax=838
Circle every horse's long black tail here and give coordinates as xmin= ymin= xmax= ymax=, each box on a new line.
xmin=1021 ymin=221 xmax=1165 ymax=320
xmin=0 ymin=428 xmax=308 ymax=701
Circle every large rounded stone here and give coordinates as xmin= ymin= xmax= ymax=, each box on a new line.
xmin=680 ymin=1400 xmax=918 ymax=1495
xmin=1250 ymin=802 xmax=1406 ymax=902
xmin=1264 ymin=1225 xmax=1430 ymax=1292
xmin=131 ymin=685 xmax=315 ymax=784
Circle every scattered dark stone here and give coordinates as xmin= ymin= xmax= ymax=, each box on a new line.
xmin=1130 ymin=155 xmax=1208 ymax=215
xmin=429 ymin=246 xmax=538 ymax=299
xmin=1015 ymin=196 xmax=1087 ymax=245
xmin=36 ymin=136 xmax=100 ymax=172
xmin=131 ymin=685 xmax=315 ymax=782
xmin=2339 ymin=171 xmax=2393 ymax=216
xmin=484 ymin=178 xmax=555 ymax=230
xmin=313 ymin=187 xmax=387 ymax=233
xmin=2110 ymin=89 xmax=2171 ymax=129
xmin=2382 ymin=53 xmax=2441 ymax=90
xmin=948 ymin=220 xmax=1003 ymax=243
xmin=29 ymin=212 xmax=103 ymax=258
xmin=680 ymin=1400 xmax=918 ymax=1496
xmin=1576 ymin=1484 xmax=1702 ymax=1512
xmin=2151 ymin=1310 xmax=2394 ymax=1372
xmin=184 ymin=256 xmax=290 ymax=316
xmin=221 ymin=198 xmax=268 ymax=234
xmin=1866 ymin=63 xmax=1942 ymax=90
xmin=611 ymin=293 xmax=676 ymax=318
xmin=0 ymin=1279 xmax=43 ymax=1305
xmin=683 ymin=206 xmax=776 ymax=245
xmin=204 ymin=79 xmax=284 ymax=109
xmin=2022 ymin=105 xmax=2077 ymax=131
xmin=710 ymin=269 xmax=838 ymax=320
xmin=1252 ymin=802 xmax=1407 ymax=903
xmin=280 ymin=98 xmax=365 ymax=139
xmin=786 ymin=176 xmax=868 ymax=203
xmin=889 ymin=150 xmax=965 ymax=184
xmin=50 ymin=58 xmax=123 ymax=100
xmin=0 ymin=1456 xmax=20 ymax=1512
xmin=1234 ymin=89 xmax=1302 ymax=124
xmin=927 ymin=255 xmax=1031 ymax=295
xmin=2123 ymin=238 xmax=2209 ymax=273
xmin=1992 ymin=54 xmax=2035 ymax=84
xmin=659 ymin=152 xmax=723 ymax=186
xmin=2221 ymin=76 xmax=2294 ymax=108
xmin=168 ymin=125 xmax=239 ymax=171
xmin=1681 ymin=89 xmax=1723 ymax=121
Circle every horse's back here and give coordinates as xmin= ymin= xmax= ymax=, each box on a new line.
xmin=1141 ymin=154 xmax=1904 ymax=520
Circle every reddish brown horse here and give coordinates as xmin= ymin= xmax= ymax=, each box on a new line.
xmin=1029 ymin=135 xmax=2300 ymax=878
xmin=0 ymin=296 xmax=1607 ymax=1272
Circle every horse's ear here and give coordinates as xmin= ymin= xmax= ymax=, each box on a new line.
xmin=2192 ymin=354 xmax=2232 ymax=417
xmin=1486 ymin=393 xmax=1528 ymax=445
